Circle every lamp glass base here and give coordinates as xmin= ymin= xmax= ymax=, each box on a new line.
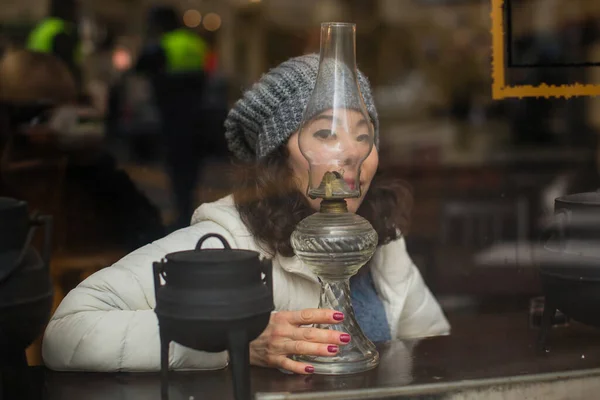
xmin=294 ymin=278 xmax=379 ymax=375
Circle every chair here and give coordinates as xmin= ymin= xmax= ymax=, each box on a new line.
xmin=434 ymin=194 xmax=539 ymax=297
xmin=440 ymin=195 xmax=529 ymax=250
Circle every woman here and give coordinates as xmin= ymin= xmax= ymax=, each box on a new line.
xmin=42 ymin=54 xmax=450 ymax=374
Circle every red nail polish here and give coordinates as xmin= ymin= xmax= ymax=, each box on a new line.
xmin=328 ymin=345 xmax=338 ymax=353
xmin=305 ymin=366 xmax=315 ymax=373
xmin=340 ymin=334 xmax=351 ymax=343
xmin=333 ymin=312 xmax=344 ymax=321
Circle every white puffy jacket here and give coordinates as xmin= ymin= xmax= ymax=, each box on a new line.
xmin=42 ymin=195 xmax=450 ymax=372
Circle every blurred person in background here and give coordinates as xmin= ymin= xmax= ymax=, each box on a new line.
xmin=26 ymin=0 xmax=81 ymax=86
xmin=0 ymin=50 xmax=165 ymax=255
xmin=134 ymin=5 xmax=210 ymax=230
xmin=27 ymin=0 xmax=112 ymax=144
xmin=0 ymin=49 xmax=77 ymax=173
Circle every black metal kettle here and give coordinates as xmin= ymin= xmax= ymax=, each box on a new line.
xmin=153 ymin=233 xmax=273 ymax=400
xmin=537 ymin=190 xmax=600 ymax=351
xmin=0 ymin=197 xmax=53 ymax=367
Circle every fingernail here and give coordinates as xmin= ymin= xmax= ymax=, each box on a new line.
xmin=333 ymin=312 xmax=344 ymax=321
xmin=305 ymin=366 xmax=315 ymax=373
xmin=328 ymin=345 xmax=338 ymax=353
xmin=340 ymin=334 xmax=351 ymax=343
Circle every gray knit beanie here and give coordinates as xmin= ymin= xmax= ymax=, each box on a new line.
xmin=224 ymin=53 xmax=379 ymax=162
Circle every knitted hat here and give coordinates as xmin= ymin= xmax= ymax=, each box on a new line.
xmin=224 ymin=53 xmax=379 ymax=162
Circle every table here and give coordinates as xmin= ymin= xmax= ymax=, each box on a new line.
xmin=5 ymin=311 xmax=600 ymax=400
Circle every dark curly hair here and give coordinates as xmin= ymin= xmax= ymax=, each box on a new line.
xmin=232 ymin=145 xmax=413 ymax=257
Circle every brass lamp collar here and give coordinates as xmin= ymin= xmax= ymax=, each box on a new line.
xmin=319 ymin=198 xmax=348 ymax=214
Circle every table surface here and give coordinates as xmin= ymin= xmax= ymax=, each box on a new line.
xmin=8 ymin=310 xmax=600 ymax=400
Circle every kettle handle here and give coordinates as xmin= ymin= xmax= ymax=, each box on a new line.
xmin=195 ymin=233 xmax=232 ymax=250
xmin=33 ymin=214 xmax=53 ymax=269
xmin=261 ymin=258 xmax=273 ymax=294
xmin=540 ymin=208 xmax=570 ymax=251
xmin=152 ymin=261 xmax=165 ymax=299
xmin=13 ymin=211 xmax=53 ymax=271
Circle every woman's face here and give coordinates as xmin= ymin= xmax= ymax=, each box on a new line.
xmin=287 ymin=109 xmax=379 ymax=213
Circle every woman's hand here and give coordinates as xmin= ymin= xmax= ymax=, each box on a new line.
xmin=249 ymin=308 xmax=351 ymax=374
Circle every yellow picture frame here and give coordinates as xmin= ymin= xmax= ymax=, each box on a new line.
xmin=491 ymin=0 xmax=600 ymax=99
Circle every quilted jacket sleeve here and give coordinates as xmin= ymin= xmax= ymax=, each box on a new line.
xmin=371 ymin=236 xmax=451 ymax=340
xmin=42 ymin=222 xmax=235 ymax=372
xmin=394 ymin=261 xmax=451 ymax=339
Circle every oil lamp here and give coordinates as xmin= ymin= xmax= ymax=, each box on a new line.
xmin=290 ymin=22 xmax=379 ymax=375
xmin=153 ymin=233 xmax=273 ymax=400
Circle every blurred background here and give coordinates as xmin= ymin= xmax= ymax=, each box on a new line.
xmin=1 ymin=0 xmax=600 ymax=365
